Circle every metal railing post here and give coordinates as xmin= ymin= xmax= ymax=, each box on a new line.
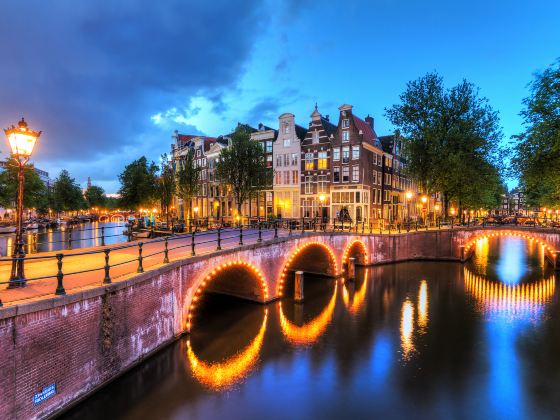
xmin=217 ymin=227 xmax=222 ymax=250
xmin=274 ymin=222 xmax=278 ymax=239
xmin=258 ymin=223 xmax=262 ymax=242
xmin=137 ymin=242 xmax=144 ymax=273
xmin=101 ymin=226 xmax=105 ymax=246
xmin=68 ymin=226 xmax=73 ymax=249
xmin=301 ymin=217 xmax=305 ymax=234
xmin=55 ymin=253 xmax=65 ymax=295
xmin=103 ymin=249 xmax=111 ymax=284
xmin=239 ymin=225 xmax=243 ymax=246
xmin=191 ymin=231 xmax=196 ymax=256
xmin=163 ymin=237 xmax=169 ymax=263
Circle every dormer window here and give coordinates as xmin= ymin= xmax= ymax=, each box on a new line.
xmin=342 ymin=131 xmax=350 ymax=142
xmin=342 ymin=119 xmax=350 ymax=129
xmin=284 ymin=122 xmax=290 ymax=134
xmin=196 ymin=149 xmax=201 ymax=157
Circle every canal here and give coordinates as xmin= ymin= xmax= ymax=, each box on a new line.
xmin=0 ymin=221 xmax=128 ymax=256
xmin=62 ymin=235 xmax=560 ymax=419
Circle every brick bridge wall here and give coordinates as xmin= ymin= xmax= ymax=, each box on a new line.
xmin=1 ymin=227 xmax=559 ymax=419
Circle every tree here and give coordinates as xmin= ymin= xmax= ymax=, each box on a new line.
xmin=176 ymin=148 xmax=201 ymax=221
xmin=386 ymin=73 xmax=504 ymax=216
xmin=156 ymin=154 xmax=175 ymax=226
xmin=512 ymin=59 xmax=560 ymax=208
xmin=0 ymin=156 xmax=49 ymax=212
xmin=118 ymin=156 xmax=158 ymax=210
xmin=85 ymin=185 xmax=107 ymax=209
xmin=215 ymin=126 xmax=271 ymax=217
xmin=52 ymin=170 xmax=86 ymax=213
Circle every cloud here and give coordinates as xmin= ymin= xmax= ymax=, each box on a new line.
xmin=0 ymin=0 xmax=268 ymax=191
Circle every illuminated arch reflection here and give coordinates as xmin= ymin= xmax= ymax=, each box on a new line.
xmin=464 ymin=267 xmax=555 ymax=318
xmin=187 ymin=310 xmax=268 ymax=391
xmin=279 ymin=283 xmax=338 ymax=346
xmin=400 ymin=299 xmax=415 ymax=360
xmin=342 ymin=269 xmax=368 ymax=315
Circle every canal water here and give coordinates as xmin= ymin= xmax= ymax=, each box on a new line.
xmin=62 ymin=236 xmax=560 ymax=419
xmin=0 ymin=221 xmax=128 ymax=256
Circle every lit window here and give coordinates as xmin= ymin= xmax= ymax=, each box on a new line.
xmin=318 ymin=151 xmax=328 ymax=169
xmin=342 ymin=166 xmax=349 ymax=182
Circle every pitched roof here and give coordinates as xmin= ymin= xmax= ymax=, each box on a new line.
xmin=378 ymin=135 xmax=395 ymax=154
xmin=352 ymin=115 xmax=382 ymax=148
xmin=321 ymin=117 xmax=337 ymax=137
xmin=295 ymin=124 xmax=308 ymax=140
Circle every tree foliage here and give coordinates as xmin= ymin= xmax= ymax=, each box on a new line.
xmin=85 ymin=185 xmax=107 ymax=208
xmin=0 ymin=157 xmax=49 ymax=211
xmin=52 ymin=170 xmax=86 ymax=213
xmin=386 ymin=72 xmax=504 ymax=214
xmin=157 ymin=154 xmax=176 ymax=225
xmin=215 ymin=126 xmax=271 ymax=215
xmin=118 ymin=156 xmax=158 ymax=210
xmin=512 ymin=59 xmax=560 ymax=208
xmin=176 ymin=148 xmax=201 ymax=220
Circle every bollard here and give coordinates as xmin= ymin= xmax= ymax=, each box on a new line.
xmin=101 ymin=226 xmax=105 ymax=246
xmin=294 ymin=271 xmax=304 ymax=303
xmin=239 ymin=225 xmax=244 ymax=245
xmin=348 ymin=257 xmax=356 ymax=281
xmin=217 ymin=227 xmax=222 ymax=250
xmin=163 ymin=237 xmax=170 ymax=263
xmin=55 ymin=253 xmax=66 ymax=295
xmin=103 ymin=249 xmax=111 ymax=284
xmin=137 ymin=242 xmax=144 ymax=273
xmin=289 ymin=222 xmax=292 ymax=237
xmin=191 ymin=231 xmax=196 ymax=256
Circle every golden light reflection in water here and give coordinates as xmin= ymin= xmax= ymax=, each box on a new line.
xmin=417 ymin=280 xmax=429 ymax=331
xmin=342 ymin=269 xmax=368 ymax=315
xmin=279 ymin=283 xmax=338 ymax=346
xmin=475 ymin=237 xmax=489 ymax=272
xmin=186 ymin=309 xmax=268 ymax=391
xmin=400 ymin=299 xmax=415 ymax=360
xmin=464 ymin=267 xmax=555 ymax=317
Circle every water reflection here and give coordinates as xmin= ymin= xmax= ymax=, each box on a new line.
xmin=279 ymin=282 xmax=337 ymax=346
xmin=400 ymin=299 xmax=415 ymax=360
xmin=417 ymin=279 xmax=428 ymax=331
xmin=342 ymin=269 xmax=368 ymax=315
xmin=186 ymin=309 xmax=268 ymax=391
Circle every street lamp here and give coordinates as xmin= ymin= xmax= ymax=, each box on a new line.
xmin=434 ymin=203 xmax=440 ymax=226
xmin=4 ymin=118 xmax=41 ymax=287
xmin=405 ymin=191 xmax=413 ymax=224
xmin=420 ymin=195 xmax=428 ymax=226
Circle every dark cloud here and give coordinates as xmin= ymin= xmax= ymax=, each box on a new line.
xmin=0 ymin=0 xmax=267 ymax=189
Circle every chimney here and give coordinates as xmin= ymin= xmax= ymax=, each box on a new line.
xmin=325 ymin=115 xmax=330 ymax=121
xmin=365 ymin=114 xmax=374 ymax=129
xmin=258 ymin=123 xmax=264 ymax=131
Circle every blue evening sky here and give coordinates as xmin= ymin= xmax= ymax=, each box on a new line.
xmin=1 ymin=0 xmax=558 ymax=192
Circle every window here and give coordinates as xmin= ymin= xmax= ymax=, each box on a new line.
xmin=342 ymin=166 xmax=349 ymax=182
xmin=352 ymin=145 xmax=360 ymax=160
xmin=292 ymin=170 xmax=298 ymax=184
xmin=318 ymin=175 xmax=328 ymax=193
xmin=384 ymin=190 xmax=390 ymax=202
xmin=276 ymin=155 xmax=282 ymax=167
xmin=352 ymin=166 xmax=359 ymax=182
xmin=265 ymin=141 xmax=273 ymax=153
xmin=333 ymin=167 xmax=340 ymax=183
xmin=305 ymin=176 xmax=313 ymax=194
xmin=372 ymin=190 xmax=376 ymax=204
xmin=318 ymin=152 xmax=327 ymax=169
xmin=291 ymin=153 xmax=298 ymax=166
xmin=284 ymin=123 xmax=290 ymax=134
xmin=378 ymin=171 xmax=382 ymax=185
xmin=196 ymin=149 xmax=201 ymax=157
xmin=275 ymin=172 xmax=281 ymax=185
xmin=312 ymin=130 xmax=319 ymax=144
xmin=283 ymin=171 xmax=289 ymax=184
xmin=342 ymin=131 xmax=350 ymax=142
xmin=305 ymin=152 xmax=314 ymax=170
xmin=283 ymin=139 xmax=290 ymax=147
xmin=284 ymin=154 xmax=290 ymax=166
xmin=372 ymin=170 xmax=377 ymax=185
xmin=267 ymin=155 xmax=273 ymax=167
xmin=385 ymin=173 xmax=391 ymax=185
xmin=342 ymin=146 xmax=350 ymax=163
xmin=377 ymin=189 xmax=382 ymax=204
xmin=333 ymin=148 xmax=340 ymax=161
xmin=342 ymin=119 xmax=350 ymax=128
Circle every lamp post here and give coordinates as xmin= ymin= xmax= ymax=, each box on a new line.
xmin=4 ymin=118 xmax=41 ymax=287
xmin=405 ymin=191 xmax=413 ymax=224
xmin=319 ymin=194 xmax=326 ymax=225
xmin=434 ymin=203 xmax=440 ymax=226
xmin=421 ymin=195 xmax=428 ymax=226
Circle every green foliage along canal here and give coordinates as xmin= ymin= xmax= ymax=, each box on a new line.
xmin=63 ymin=235 xmax=559 ymax=419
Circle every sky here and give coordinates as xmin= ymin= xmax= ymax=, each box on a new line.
xmin=1 ymin=0 xmax=559 ymax=193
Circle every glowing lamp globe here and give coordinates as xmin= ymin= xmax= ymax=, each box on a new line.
xmin=319 ymin=194 xmax=326 ymax=203
xmin=405 ymin=191 xmax=413 ymax=200
xmin=421 ymin=195 xmax=428 ymax=204
xmin=4 ymin=118 xmax=41 ymax=159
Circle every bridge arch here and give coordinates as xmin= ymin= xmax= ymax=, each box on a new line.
xmin=186 ymin=260 xmax=269 ymax=331
xmin=342 ymin=239 xmax=368 ymax=266
xmin=277 ymin=241 xmax=338 ymax=297
xmin=463 ymin=231 xmax=557 ymax=266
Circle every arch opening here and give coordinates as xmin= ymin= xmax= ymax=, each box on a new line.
xmin=343 ymin=240 xmax=368 ymax=266
xmin=187 ymin=261 xmax=269 ymax=331
xmin=277 ymin=242 xmax=338 ymax=297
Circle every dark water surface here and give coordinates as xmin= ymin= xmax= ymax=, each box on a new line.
xmin=62 ymin=236 xmax=560 ymax=420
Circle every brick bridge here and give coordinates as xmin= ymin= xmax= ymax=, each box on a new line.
xmin=2 ymin=226 xmax=560 ymax=419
